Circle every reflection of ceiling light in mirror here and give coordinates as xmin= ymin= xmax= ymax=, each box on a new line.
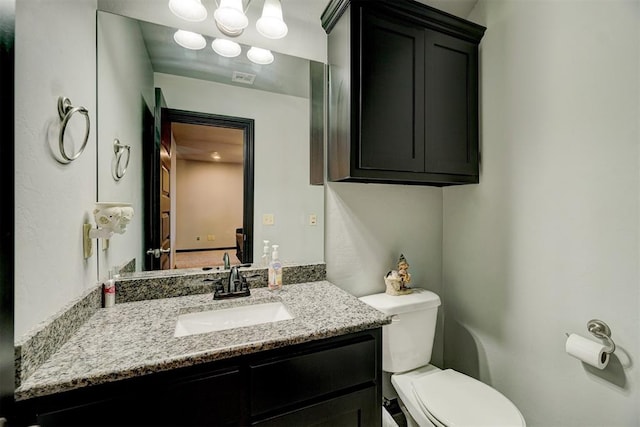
xmin=173 ymin=30 xmax=206 ymax=50
xmin=247 ymin=47 xmax=274 ymax=65
xmin=214 ymin=0 xmax=248 ymax=33
xmin=211 ymin=152 xmax=222 ymax=161
xmin=168 ymin=0 xmax=207 ymax=22
xmin=256 ymin=0 xmax=288 ymax=39
xmin=212 ymin=38 xmax=241 ymax=58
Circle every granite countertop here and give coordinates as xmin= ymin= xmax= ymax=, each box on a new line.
xmin=16 ymin=281 xmax=389 ymax=401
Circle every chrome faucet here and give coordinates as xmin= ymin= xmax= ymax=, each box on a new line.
xmin=223 ymin=252 xmax=230 ymax=269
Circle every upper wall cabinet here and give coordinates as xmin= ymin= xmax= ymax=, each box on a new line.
xmin=322 ymin=0 xmax=486 ymax=186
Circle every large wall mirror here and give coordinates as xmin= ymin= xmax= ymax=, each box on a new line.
xmin=96 ymin=7 xmax=325 ymax=277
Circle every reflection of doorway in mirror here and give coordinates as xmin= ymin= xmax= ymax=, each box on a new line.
xmin=173 ymin=122 xmax=243 ymax=268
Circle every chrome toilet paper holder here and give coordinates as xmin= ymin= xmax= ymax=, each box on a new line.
xmin=586 ymin=319 xmax=616 ymax=354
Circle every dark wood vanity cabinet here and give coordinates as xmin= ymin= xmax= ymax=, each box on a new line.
xmin=16 ymin=329 xmax=382 ymax=427
xmin=322 ymin=0 xmax=486 ymax=186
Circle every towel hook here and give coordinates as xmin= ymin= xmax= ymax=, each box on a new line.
xmin=57 ymin=97 xmax=90 ymax=163
xmin=113 ymin=139 xmax=131 ymax=181
xmin=587 ymin=319 xmax=616 ymax=354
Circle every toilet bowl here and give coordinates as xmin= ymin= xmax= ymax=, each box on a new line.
xmin=359 ymin=289 xmax=525 ymax=427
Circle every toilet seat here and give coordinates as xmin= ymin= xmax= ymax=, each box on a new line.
xmin=393 ymin=367 xmax=526 ymax=427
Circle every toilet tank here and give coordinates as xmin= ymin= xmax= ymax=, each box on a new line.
xmin=359 ymin=289 xmax=441 ymax=373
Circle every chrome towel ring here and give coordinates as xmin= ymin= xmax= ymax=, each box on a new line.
xmin=57 ymin=96 xmax=90 ymax=163
xmin=113 ymin=139 xmax=131 ymax=181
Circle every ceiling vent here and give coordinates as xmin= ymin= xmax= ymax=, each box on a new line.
xmin=232 ymin=71 xmax=256 ymax=85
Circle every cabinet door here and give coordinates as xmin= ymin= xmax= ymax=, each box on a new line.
xmin=253 ymin=386 xmax=379 ymax=427
xmin=359 ymin=8 xmax=425 ymax=173
xmin=35 ymin=367 xmax=242 ymax=427
xmin=249 ymin=337 xmax=376 ymax=417
xmin=159 ymin=367 xmax=242 ymax=426
xmin=424 ymin=30 xmax=479 ymax=177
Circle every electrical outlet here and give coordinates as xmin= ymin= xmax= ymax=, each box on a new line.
xmin=196 ymin=236 xmax=200 ymax=241
xmin=263 ymin=214 xmax=275 ymax=225
xmin=309 ymin=214 xmax=317 ymax=226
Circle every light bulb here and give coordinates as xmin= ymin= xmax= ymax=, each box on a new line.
xmin=212 ymin=38 xmax=242 ymax=58
xmin=214 ymin=0 xmax=248 ymax=32
xmin=173 ymin=30 xmax=206 ymax=50
xmin=168 ymin=0 xmax=207 ymax=22
xmin=256 ymin=0 xmax=288 ymax=39
xmin=247 ymin=47 xmax=274 ymax=65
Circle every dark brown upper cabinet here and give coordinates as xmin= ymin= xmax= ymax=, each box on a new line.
xmin=322 ymin=0 xmax=486 ymax=186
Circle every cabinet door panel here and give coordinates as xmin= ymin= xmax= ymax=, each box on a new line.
xmin=250 ymin=337 xmax=376 ymax=417
xmin=253 ymin=386 xmax=379 ymax=427
xmin=425 ymin=30 xmax=479 ymax=176
xmin=359 ymin=9 xmax=425 ymax=173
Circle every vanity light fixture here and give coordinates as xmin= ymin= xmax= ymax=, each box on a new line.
xmin=173 ymin=30 xmax=207 ymax=50
xmin=212 ymin=38 xmax=242 ymax=57
xmin=247 ymin=46 xmax=274 ymax=65
xmin=168 ymin=0 xmax=208 ymax=22
xmin=256 ymin=0 xmax=288 ymax=39
xmin=214 ymin=0 xmax=249 ymax=36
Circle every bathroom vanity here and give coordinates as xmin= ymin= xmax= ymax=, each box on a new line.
xmin=15 ymin=281 xmax=388 ymax=426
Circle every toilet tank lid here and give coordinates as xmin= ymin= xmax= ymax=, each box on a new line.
xmin=359 ymin=288 xmax=441 ymax=315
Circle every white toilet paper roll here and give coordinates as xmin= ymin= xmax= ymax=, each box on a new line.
xmin=565 ymin=333 xmax=609 ymax=369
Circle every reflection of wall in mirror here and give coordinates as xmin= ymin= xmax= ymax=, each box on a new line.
xmin=175 ymin=160 xmax=243 ymax=250
xmin=97 ymin=11 xmax=154 ymax=281
xmin=155 ymin=73 xmax=324 ymax=264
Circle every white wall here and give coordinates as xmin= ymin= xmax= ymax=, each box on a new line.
xmin=175 ymin=160 xmax=243 ymax=250
xmin=15 ymin=0 xmax=98 ymax=338
xmin=325 ymin=183 xmax=444 ymax=366
xmin=97 ymin=11 xmax=154 ymax=278
xmin=155 ymin=73 xmax=324 ymax=264
xmin=443 ymin=1 xmax=640 ymax=425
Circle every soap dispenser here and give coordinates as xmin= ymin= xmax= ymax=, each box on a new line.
xmin=268 ymin=244 xmax=282 ymax=292
xmin=261 ymin=240 xmax=270 ymax=267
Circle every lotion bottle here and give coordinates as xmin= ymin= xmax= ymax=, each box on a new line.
xmin=268 ymin=244 xmax=282 ymax=292
xmin=261 ymin=240 xmax=270 ymax=267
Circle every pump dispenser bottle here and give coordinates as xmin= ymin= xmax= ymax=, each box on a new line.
xmin=268 ymin=244 xmax=282 ymax=291
xmin=261 ymin=240 xmax=270 ymax=267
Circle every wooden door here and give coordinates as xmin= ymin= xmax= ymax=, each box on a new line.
xmin=144 ymin=88 xmax=172 ymax=270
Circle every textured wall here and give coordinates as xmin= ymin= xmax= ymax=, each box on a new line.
xmin=325 ymin=182 xmax=444 ymax=367
xmin=15 ymin=0 xmax=98 ymax=338
xmin=97 ymin=11 xmax=154 ymax=279
xmin=443 ymin=1 xmax=640 ymax=425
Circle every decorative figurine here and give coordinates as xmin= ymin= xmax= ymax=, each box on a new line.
xmin=384 ymin=254 xmax=413 ymax=295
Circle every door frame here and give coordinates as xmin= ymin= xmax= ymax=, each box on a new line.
xmin=0 ymin=0 xmax=15 ymax=419
xmin=147 ymin=104 xmax=255 ymax=268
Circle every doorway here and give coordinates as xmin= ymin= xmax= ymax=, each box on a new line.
xmin=145 ymin=98 xmax=254 ymax=270
xmin=172 ymin=122 xmax=244 ymax=268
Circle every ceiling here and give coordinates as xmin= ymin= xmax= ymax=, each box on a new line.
xmin=173 ymin=123 xmax=244 ymax=164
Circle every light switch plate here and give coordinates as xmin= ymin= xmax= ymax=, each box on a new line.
xmin=263 ymin=214 xmax=275 ymax=225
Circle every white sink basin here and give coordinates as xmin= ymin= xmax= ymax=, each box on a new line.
xmin=174 ymin=301 xmax=293 ymax=337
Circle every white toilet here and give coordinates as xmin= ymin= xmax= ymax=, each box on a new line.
xmin=360 ymin=289 xmax=526 ymax=427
